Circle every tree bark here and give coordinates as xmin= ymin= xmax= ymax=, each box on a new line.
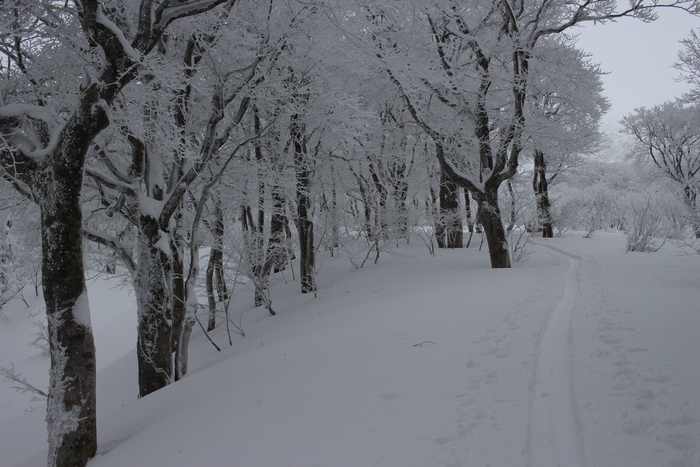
xmin=464 ymin=189 xmax=474 ymax=233
xmin=268 ymin=184 xmax=288 ymax=272
xmin=292 ymin=112 xmax=316 ymax=293
xmin=171 ymin=206 xmax=186 ymax=357
xmin=506 ymin=179 xmax=516 ymax=233
xmin=533 ymin=150 xmax=553 ymax=238
xmin=40 ymin=113 xmax=103 ymax=466
xmin=136 ymin=214 xmax=173 ymax=398
xmin=206 ymin=195 xmax=225 ymax=331
xmin=438 ymin=167 xmax=463 ymax=248
xmin=369 ymin=161 xmax=388 ymax=239
xmin=392 ymin=167 xmax=409 ymax=242
xmin=474 ymin=186 xmax=511 ymax=268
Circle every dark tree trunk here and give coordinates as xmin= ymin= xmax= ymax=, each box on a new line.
xmin=171 ymin=206 xmax=185 ymax=357
xmin=533 ymin=150 xmax=553 ymax=238
xmin=369 ymin=162 xmax=388 ymax=239
xmin=42 ymin=204 xmax=97 ymax=467
xmin=474 ymin=186 xmax=511 ymax=268
xmin=40 ymin=116 xmax=102 ymax=466
xmin=506 ymin=179 xmax=516 ymax=233
xmin=361 ymin=181 xmax=374 ymax=241
xmin=136 ymin=214 xmax=173 ymax=398
xmin=682 ymin=185 xmax=700 ymax=238
xmin=327 ymin=164 xmax=340 ymax=252
xmin=464 ymin=189 xmax=474 ymax=233
xmin=438 ymin=167 xmax=463 ymax=249
xmin=292 ymin=113 xmax=316 ymax=293
xmin=206 ymin=195 xmax=225 ymax=331
xmin=253 ymin=110 xmax=267 ymax=306
xmin=393 ymin=172 xmax=409 ymax=241
xmin=268 ymin=184 xmax=288 ymax=272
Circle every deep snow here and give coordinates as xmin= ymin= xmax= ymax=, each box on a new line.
xmin=0 ymin=232 xmax=698 ymax=467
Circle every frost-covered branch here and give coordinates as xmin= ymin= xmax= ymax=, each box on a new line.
xmin=0 ymin=104 xmax=63 ymax=160
xmin=133 ymin=0 xmax=232 ymax=53
xmin=533 ymin=0 xmax=700 ymax=42
xmin=0 ymin=363 xmax=47 ymax=399
xmin=385 ymin=68 xmax=485 ymax=193
xmin=85 ymin=166 xmax=136 ymax=196
xmin=82 ymin=229 xmax=137 ymax=278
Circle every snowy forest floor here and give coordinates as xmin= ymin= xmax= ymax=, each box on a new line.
xmin=1 ymin=232 xmax=698 ymax=467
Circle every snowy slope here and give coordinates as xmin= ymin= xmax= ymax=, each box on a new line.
xmin=0 ymin=233 xmax=698 ymax=467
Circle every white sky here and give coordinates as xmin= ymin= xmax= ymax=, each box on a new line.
xmin=574 ymin=8 xmax=700 ymax=129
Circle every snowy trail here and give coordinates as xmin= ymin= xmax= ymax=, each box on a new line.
xmin=528 ymin=242 xmax=583 ymax=467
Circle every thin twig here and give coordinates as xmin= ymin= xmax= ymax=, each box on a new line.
xmin=194 ymin=312 xmax=221 ymax=352
xmin=413 ymin=341 xmax=436 ymax=347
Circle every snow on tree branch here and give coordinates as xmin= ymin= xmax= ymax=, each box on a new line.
xmin=0 ymin=104 xmax=63 ymax=160
xmin=0 ymin=363 xmax=47 ymax=399
xmin=95 ymin=6 xmax=141 ymax=63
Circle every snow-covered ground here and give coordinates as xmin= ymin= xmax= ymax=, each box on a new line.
xmin=1 ymin=232 xmax=698 ymax=467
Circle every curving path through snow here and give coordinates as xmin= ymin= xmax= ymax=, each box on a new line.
xmin=528 ymin=242 xmax=583 ymax=467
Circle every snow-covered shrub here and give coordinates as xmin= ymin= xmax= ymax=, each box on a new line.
xmin=620 ymin=194 xmax=668 ymax=252
xmin=508 ymin=228 xmax=532 ymax=262
xmin=555 ymin=183 xmax=620 ymax=238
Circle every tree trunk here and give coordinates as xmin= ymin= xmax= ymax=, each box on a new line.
xmin=40 ymin=154 xmax=97 ymax=467
xmin=474 ymin=186 xmax=511 ymax=268
xmin=393 ymin=174 xmax=409 ymax=242
xmin=533 ymin=150 xmax=553 ymax=238
xmin=292 ymin=113 xmax=316 ymax=293
xmin=464 ymin=189 xmax=474 ymax=233
xmin=506 ymin=179 xmax=516 ymax=233
xmin=268 ymin=185 xmax=288 ymax=273
xmin=369 ymin=162 xmax=388 ymax=239
xmin=136 ymin=215 xmax=173 ymax=398
xmin=253 ymin=108 xmax=268 ymax=305
xmin=438 ymin=167 xmax=463 ymax=248
xmin=171 ymin=206 xmax=185 ymax=357
xmin=206 ymin=195 xmax=225 ymax=331
xmin=682 ymin=185 xmax=700 ymax=238
xmin=32 ymin=90 xmax=112 ymax=467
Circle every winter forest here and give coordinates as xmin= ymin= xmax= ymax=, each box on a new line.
xmin=0 ymin=0 xmax=699 ymax=466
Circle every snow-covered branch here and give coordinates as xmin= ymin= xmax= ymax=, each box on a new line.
xmin=82 ymin=228 xmax=137 ymax=278
xmin=95 ymin=7 xmax=142 ymax=63
xmin=385 ymin=68 xmax=485 ymax=193
xmin=85 ymin=166 xmax=136 ymax=196
xmin=0 ymin=104 xmax=63 ymax=160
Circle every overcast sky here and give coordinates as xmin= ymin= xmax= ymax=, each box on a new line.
xmin=574 ymin=8 xmax=700 ymax=129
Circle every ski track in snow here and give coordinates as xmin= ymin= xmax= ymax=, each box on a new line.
xmin=528 ymin=242 xmax=583 ymax=467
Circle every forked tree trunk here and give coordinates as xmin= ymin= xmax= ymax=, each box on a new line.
xmin=533 ymin=150 xmax=553 ymax=238
xmin=31 ymin=86 xmax=114 ymax=467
